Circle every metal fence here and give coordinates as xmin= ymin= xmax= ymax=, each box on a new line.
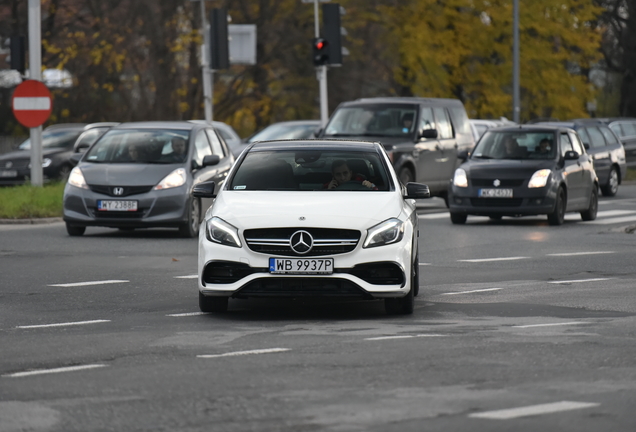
xmin=0 ymin=136 xmax=27 ymax=154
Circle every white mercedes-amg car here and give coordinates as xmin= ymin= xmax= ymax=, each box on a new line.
xmin=194 ymin=139 xmax=430 ymax=314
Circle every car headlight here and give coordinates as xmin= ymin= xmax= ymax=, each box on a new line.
xmin=68 ymin=167 xmax=88 ymax=189
xmin=206 ymin=217 xmax=241 ymax=247
xmin=42 ymin=158 xmax=52 ymax=168
xmin=528 ymin=169 xmax=551 ymax=188
xmin=453 ymin=168 xmax=468 ymax=187
xmin=363 ymin=218 xmax=404 ymax=248
xmin=153 ymin=168 xmax=186 ymax=190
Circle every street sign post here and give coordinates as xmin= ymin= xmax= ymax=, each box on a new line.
xmin=11 ymin=80 xmax=52 ymax=128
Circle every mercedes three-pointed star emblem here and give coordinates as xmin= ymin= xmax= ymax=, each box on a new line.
xmin=289 ymin=230 xmax=313 ymax=255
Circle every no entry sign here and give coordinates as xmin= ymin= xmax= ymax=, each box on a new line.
xmin=12 ymin=80 xmax=53 ymax=128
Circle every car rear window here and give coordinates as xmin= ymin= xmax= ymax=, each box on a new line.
xmin=229 ymin=149 xmax=392 ymax=191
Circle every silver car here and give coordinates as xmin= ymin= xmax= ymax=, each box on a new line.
xmin=63 ymin=121 xmax=233 ymax=237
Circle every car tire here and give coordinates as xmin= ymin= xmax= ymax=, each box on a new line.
xmin=66 ymin=222 xmax=86 ymax=236
xmin=412 ymin=251 xmax=420 ymax=297
xmin=384 ymin=285 xmax=414 ymax=315
xmin=547 ymin=188 xmax=566 ymax=226
xmin=581 ymin=186 xmax=598 ymax=221
xmin=600 ymin=167 xmax=619 ymax=197
xmin=179 ymin=197 xmax=201 ymax=238
xmin=450 ymin=212 xmax=467 ymax=224
xmin=199 ymin=292 xmax=228 ymax=313
xmin=398 ymin=166 xmax=414 ymax=185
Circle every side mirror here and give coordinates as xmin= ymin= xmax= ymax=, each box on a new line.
xmin=458 ymin=149 xmax=469 ymax=161
xmin=193 ymin=181 xmax=216 ymax=198
xmin=419 ymin=129 xmax=438 ymax=139
xmin=564 ymin=150 xmax=579 ymax=160
xmin=583 ymin=142 xmax=590 ymax=150
xmin=74 ymin=143 xmax=90 ymax=153
xmin=314 ymin=127 xmax=323 ymax=137
xmin=405 ymin=182 xmax=430 ymax=199
xmin=69 ymin=153 xmax=82 ymax=167
xmin=202 ymin=154 xmax=220 ymax=167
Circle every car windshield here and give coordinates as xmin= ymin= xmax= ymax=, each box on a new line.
xmin=229 ymin=149 xmax=392 ymax=191
xmin=83 ymin=129 xmax=190 ymax=164
xmin=323 ymin=103 xmax=418 ymax=137
xmin=18 ymin=129 xmax=81 ymax=150
xmin=472 ymin=131 xmax=557 ymax=160
xmin=248 ymin=123 xmax=318 ymax=143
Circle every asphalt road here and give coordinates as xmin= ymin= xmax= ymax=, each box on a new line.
xmin=1 ymin=186 xmax=636 ymax=432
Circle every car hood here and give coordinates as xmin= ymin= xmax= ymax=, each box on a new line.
xmin=0 ymin=148 xmax=67 ymax=161
xmin=78 ymin=162 xmax=180 ymax=186
xmin=210 ymin=191 xmax=403 ymax=230
xmin=463 ymin=159 xmax=555 ymax=178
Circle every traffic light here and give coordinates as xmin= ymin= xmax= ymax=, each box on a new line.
xmin=312 ymin=37 xmax=329 ymax=66
xmin=322 ymin=3 xmax=342 ymax=66
xmin=209 ymin=7 xmax=229 ymax=70
xmin=10 ymin=35 xmax=25 ymax=74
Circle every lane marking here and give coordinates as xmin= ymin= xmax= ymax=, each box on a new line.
xmin=586 ymin=215 xmax=636 ymax=225
xmin=440 ymin=288 xmax=502 ymax=296
xmin=364 ymin=334 xmax=445 ymax=341
xmin=546 ymin=251 xmax=614 ymax=256
xmin=48 ymin=280 xmax=129 ymax=287
xmin=16 ymin=320 xmax=110 ymax=329
xmin=458 ymin=257 xmax=529 ymax=263
xmin=513 ymin=321 xmax=587 ymax=328
xmin=548 ymin=278 xmax=610 ymax=284
xmin=419 ymin=262 xmax=432 ymax=266
xmin=198 ymin=348 xmax=290 ymax=358
xmin=174 ymin=275 xmax=198 ymax=279
xmin=469 ymin=401 xmax=599 ymax=419
xmin=167 ymin=312 xmax=208 ymax=317
xmin=599 ymin=199 xmax=636 ymax=205
xmin=590 ymin=209 xmax=635 ymax=217
xmin=418 ymin=213 xmax=449 ymax=219
xmin=3 ymin=364 xmax=107 ymax=378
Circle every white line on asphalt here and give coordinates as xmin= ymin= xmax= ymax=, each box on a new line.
xmin=599 ymin=198 xmax=636 ymax=205
xmin=419 ymin=262 xmax=432 ymax=266
xmin=440 ymin=288 xmax=502 ymax=295
xmin=585 ymin=215 xmax=636 ymax=225
xmin=458 ymin=257 xmax=529 ymax=263
xmin=469 ymin=401 xmax=600 ymax=419
xmin=418 ymin=213 xmax=449 ymax=219
xmin=364 ymin=334 xmax=445 ymax=341
xmin=16 ymin=320 xmax=111 ymax=329
xmin=167 ymin=312 xmax=208 ymax=317
xmin=513 ymin=322 xmax=587 ymax=328
xmin=3 ymin=364 xmax=108 ymax=378
xmin=197 ymin=348 xmax=290 ymax=358
xmin=546 ymin=251 xmax=615 ymax=256
xmin=548 ymin=278 xmax=610 ymax=284
xmin=48 ymin=280 xmax=129 ymax=287
xmin=174 ymin=275 xmax=198 ymax=279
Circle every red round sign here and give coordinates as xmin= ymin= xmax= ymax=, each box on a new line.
xmin=12 ymin=80 xmax=53 ymax=128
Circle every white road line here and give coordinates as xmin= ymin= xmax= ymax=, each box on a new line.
xmin=16 ymin=320 xmax=110 ymax=329
xmin=364 ymin=334 xmax=445 ymax=341
xmin=546 ymin=251 xmax=615 ymax=256
xmin=513 ymin=322 xmax=587 ymax=328
xmin=469 ymin=401 xmax=599 ymax=419
xmin=48 ymin=280 xmax=129 ymax=287
xmin=592 ymin=209 xmax=635 ymax=217
xmin=440 ymin=288 xmax=502 ymax=296
xmin=198 ymin=348 xmax=290 ymax=358
xmin=585 ymin=215 xmax=636 ymax=225
xmin=418 ymin=213 xmax=449 ymax=219
xmin=458 ymin=257 xmax=529 ymax=263
xmin=548 ymin=278 xmax=610 ymax=284
xmin=167 ymin=312 xmax=208 ymax=317
xmin=599 ymin=198 xmax=636 ymax=205
xmin=419 ymin=262 xmax=432 ymax=266
xmin=174 ymin=275 xmax=198 ymax=279
xmin=3 ymin=364 xmax=107 ymax=378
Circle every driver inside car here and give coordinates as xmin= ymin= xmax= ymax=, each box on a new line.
xmin=325 ymin=159 xmax=376 ymax=190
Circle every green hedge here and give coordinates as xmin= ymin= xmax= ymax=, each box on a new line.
xmin=0 ymin=182 xmax=65 ymax=219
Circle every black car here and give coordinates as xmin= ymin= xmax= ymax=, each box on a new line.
xmin=318 ymin=97 xmax=475 ymax=203
xmin=0 ymin=123 xmax=117 ymax=185
xmin=63 ymin=121 xmax=234 ymax=237
xmin=538 ymin=119 xmax=626 ymax=196
xmin=448 ymin=125 xmax=599 ymax=225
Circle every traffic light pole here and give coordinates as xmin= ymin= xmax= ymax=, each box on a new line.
xmin=28 ymin=0 xmax=43 ymax=186
xmin=313 ymin=0 xmax=328 ymax=127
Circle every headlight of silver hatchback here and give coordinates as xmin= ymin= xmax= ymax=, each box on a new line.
xmin=206 ymin=217 xmax=241 ymax=247
xmin=363 ymin=218 xmax=404 ymax=248
xmin=153 ymin=168 xmax=186 ymax=190
xmin=68 ymin=167 xmax=88 ymax=189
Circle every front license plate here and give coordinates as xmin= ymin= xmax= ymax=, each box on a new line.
xmin=269 ymin=258 xmax=334 ymax=275
xmin=97 ymin=200 xmax=138 ymax=211
xmin=0 ymin=170 xmax=17 ymax=178
xmin=479 ymin=188 xmax=513 ymax=198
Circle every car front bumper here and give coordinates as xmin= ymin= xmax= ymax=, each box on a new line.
xmin=448 ymin=183 xmax=558 ymax=216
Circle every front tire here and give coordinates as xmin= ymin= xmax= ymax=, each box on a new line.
xmin=581 ymin=186 xmax=598 ymax=221
xmin=600 ymin=167 xmax=619 ymax=197
xmin=179 ymin=197 xmax=201 ymax=238
xmin=450 ymin=212 xmax=467 ymax=224
xmin=547 ymin=188 xmax=566 ymax=226
xmin=412 ymin=252 xmax=420 ymax=297
xmin=66 ymin=222 xmax=86 ymax=236
xmin=199 ymin=292 xmax=228 ymax=313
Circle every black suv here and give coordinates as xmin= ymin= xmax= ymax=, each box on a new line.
xmin=538 ymin=119 xmax=626 ymax=196
xmin=318 ymin=97 xmax=475 ymax=202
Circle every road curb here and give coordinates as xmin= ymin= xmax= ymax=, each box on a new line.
xmin=0 ymin=217 xmax=63 ymax=225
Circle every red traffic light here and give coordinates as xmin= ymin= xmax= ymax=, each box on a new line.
xmin=315 ymin=40 xmax=325 ymax=50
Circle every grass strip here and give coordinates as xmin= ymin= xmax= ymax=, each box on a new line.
xmin=0 ymin=182 xmax=65 ymax=219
